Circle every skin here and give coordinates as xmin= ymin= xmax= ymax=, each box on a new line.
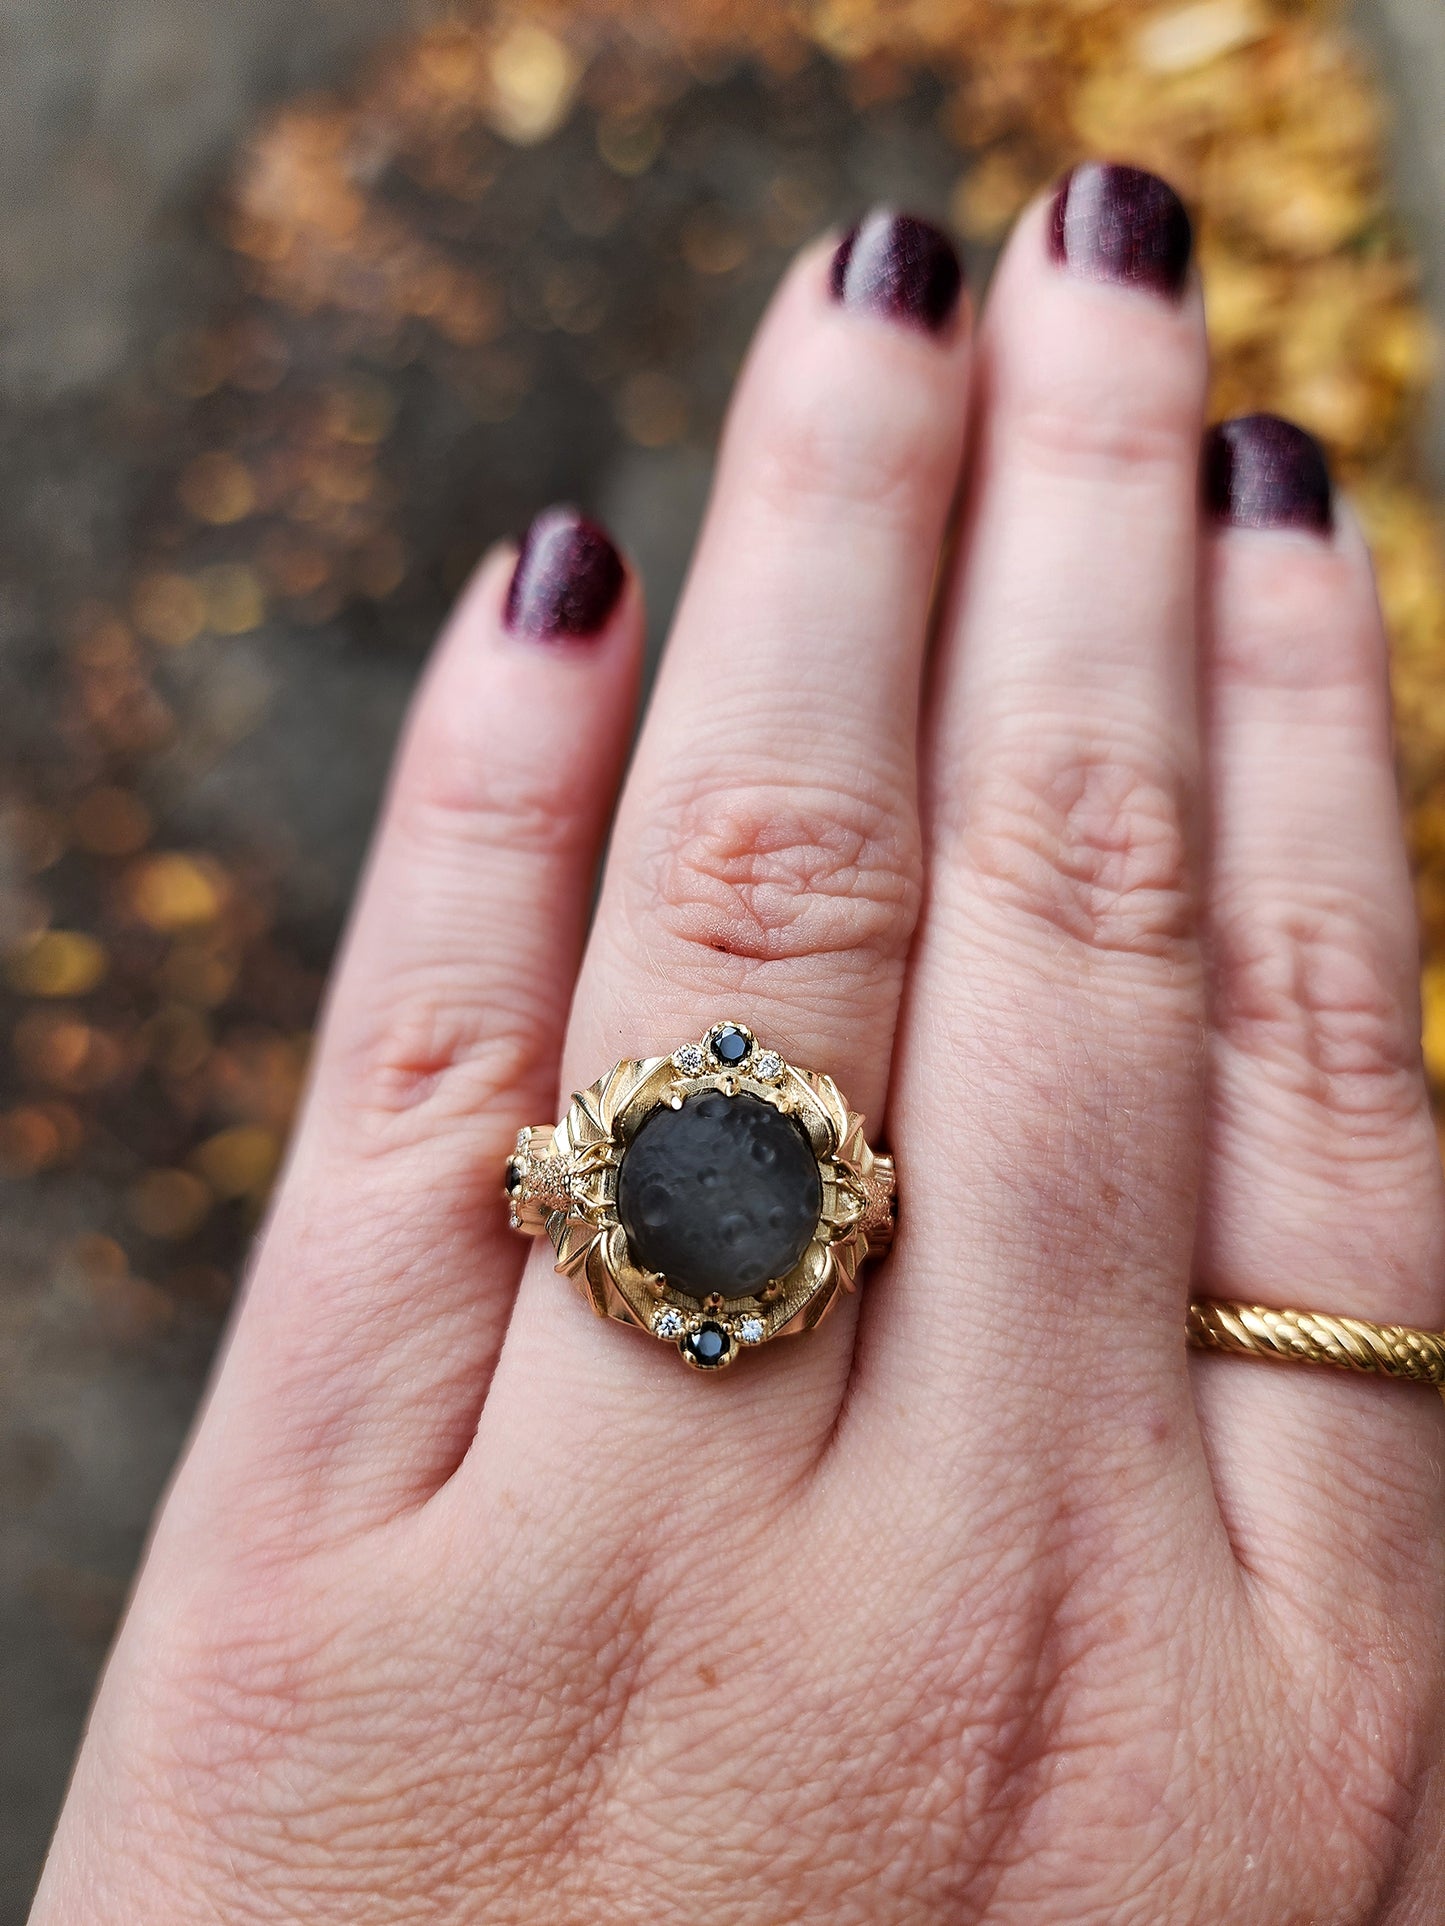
xmin=30 ymin=194 xmax=1445 ymax=1924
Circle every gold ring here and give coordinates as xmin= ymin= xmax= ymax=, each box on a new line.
xmin=1188 ymin=1298 xmax=1445 ymax=1398
xmin=506 ymin=1022 xmax=895 ymax=1370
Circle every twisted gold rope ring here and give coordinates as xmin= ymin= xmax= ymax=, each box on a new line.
xmin=1189 ymin=1298 xmax=1445 ymax=1396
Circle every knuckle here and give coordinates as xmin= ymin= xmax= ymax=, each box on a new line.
xmin=1213 ymin=557 xmax=1380 ymax=696
xmin=633 ymin=770 xmax=921 ymax=982
xmin=339 ymin=984 xmax=549 ymax=1139
xmin=1006 ymin=381 xmax=1199 ymax=488
xmin=391 ymin=738 xmax=592 ymax=867
xmin=1210 ymin=888 xmax=1423 ymax=1125
xmin=324 ymin=729 xmax=592 ymax=1136
xmin=954 ymin=741 xmax=1194 ymax=963
xmin=746 ymin=358 xmax=952 ymax=528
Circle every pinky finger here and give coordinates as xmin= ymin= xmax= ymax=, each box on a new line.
xmin=190 ymin=510 xmax=642 ymax=1535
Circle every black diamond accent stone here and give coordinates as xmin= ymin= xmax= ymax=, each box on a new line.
xmin=682 ymin=1322 xmax=731 ymax=1368
xmin=710 ymin=1024 xmax=751 ymax=1065
xmin=504 ymin=1157 xmax=523 ymax=1193
xmin=617 ymin=1091 xmax=822 ymax=1300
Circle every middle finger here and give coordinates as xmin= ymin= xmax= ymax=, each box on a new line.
xmin=484 ymin=211 xmax=973 ymax=1460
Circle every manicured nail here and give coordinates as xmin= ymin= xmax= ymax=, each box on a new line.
xmin=828 ymin=210 xmax=964 ymax=335
xmin=1204 ymin=415 xmax=1334 ymax=535
xmin=504 ymin=506 xmax=625 ymax=640
xmin=1049 ymin=163 xmax=1193 ymax=300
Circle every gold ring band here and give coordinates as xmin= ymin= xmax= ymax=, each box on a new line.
xmin=1188 ymin=1298 xmax=1445 ymax=1396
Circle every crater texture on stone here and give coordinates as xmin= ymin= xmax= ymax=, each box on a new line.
xmin=617 ymin=1091 xmax=822 ymax=1300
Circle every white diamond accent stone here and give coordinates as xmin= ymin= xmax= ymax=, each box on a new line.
xmin=674 ymin=1044 xmax=705 ymax=1075
xmin=653 ymin=1306 xmax=686 ymax=1339
xmin=752 ymin=1051 xmax=783 ymax=1080
xmin=739 ymin=1316 xmax=766 ymax=1344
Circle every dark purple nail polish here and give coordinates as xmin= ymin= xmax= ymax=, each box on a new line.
xmin=504 ymin=506 xmax=625 ymax=640
xmin=1204 ymin=415 xmax=1334 ymax=535
xmin=828 ymin=210 xmax=964 ymax=335
xmin=1049 ymin=163 xmax=1193 ymax=300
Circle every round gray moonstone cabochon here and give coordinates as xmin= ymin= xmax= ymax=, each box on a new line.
xmin=616 ymin=1091 xmax=823 ymax=1301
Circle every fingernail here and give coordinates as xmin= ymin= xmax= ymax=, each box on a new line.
xmin=1204 ymin=415 xmax=1334 ymax=536
xmin=1049 ymin=163 xmax=1193 ymax=300
xmin=504 ymin=506 xmax=625 ymax=641
xmin=828 ymin=209 xmax=964 ymax=335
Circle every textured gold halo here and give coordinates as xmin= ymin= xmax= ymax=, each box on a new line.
xmin=506 ymin=1022 xmax=895 ymax=1370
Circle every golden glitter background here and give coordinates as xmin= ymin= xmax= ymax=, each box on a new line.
xmin=1 ymin=0 xmax=1443 ymax=1907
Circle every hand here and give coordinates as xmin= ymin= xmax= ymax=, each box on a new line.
xmin=32 ymin=173 xmax=1445 ymax=1924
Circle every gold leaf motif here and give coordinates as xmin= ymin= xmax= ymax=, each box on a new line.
xmin=603 ymin=1222 xmax=634 ymax=1282
xmin=598 ymin=1054 xmax=668 ymax=1133
xmin=582 ymin=1238 xmax=614 ymax=1316
xmin=831 ymin=1236 xmax=863 ymax=1290
xmin=569 ymin=1085 xmax=611 ymax=1148
xmin=554 ymin=1218 xmax=601 ymax=1275
xmin=836 ymin=1112 xmax=870 ymax=1168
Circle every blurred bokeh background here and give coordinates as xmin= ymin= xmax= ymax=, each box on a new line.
xmin=3 ymin=0 xmax=1445 ymax=1910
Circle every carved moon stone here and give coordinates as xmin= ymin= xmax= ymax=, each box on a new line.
xmin=616 ymin=1090 xmax=823 ymax=1300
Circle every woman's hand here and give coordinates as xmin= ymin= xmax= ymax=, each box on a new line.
xmin=32 ymin=172 xmax=1445 ymax=1924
